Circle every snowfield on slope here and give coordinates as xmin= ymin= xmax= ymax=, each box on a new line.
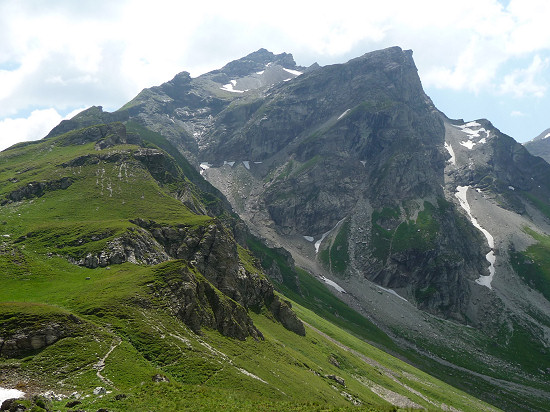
xmin=455 ymin=186 xmax=495 ymax=288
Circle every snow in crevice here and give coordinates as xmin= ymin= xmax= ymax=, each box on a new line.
xmin=463 ymin=121 xmax=481 ymax=128
xmin=444 ymin=142 xmax=456 ymax=165
xmin=283 ymin=67 xmax=303 ymax=76
xmin=455 ymin=186 xmax=495 ymax=288
xmin=337 ymin=109 xmax=350 ymax=120
xmin=360 ymin=160 xmax=366 ymax=167
xmin=320 ymin=275 xmax=346 ymax=293
xmin=314 ymin=217 xmax=347 ymax=253
xmin=453 ymin=122 xmax=491 ymax=149
xmin=460 ymin=140 xmax=476 ymax=150
xmin=303 ymin=236 xmax=314 ymax=242
xmin=376 ymin=285 xmax=408 ymax=302
xmin=199 ymin=162 xmax=212 ymax=175
xmin=242 ymin=161 xmax=250 ymax=170
xmin=315 ymin=231 xmax=330 ymax=253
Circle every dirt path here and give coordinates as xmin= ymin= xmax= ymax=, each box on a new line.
xmin=93 ymin=337 xmax=121 ymax=389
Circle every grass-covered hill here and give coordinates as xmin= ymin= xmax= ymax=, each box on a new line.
xmin=0 ymin=122 xmax=499 ymax=411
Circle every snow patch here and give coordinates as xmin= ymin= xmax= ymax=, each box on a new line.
xmin=508 ymin=186 xmax=515 ymax=191
xmin=460 ymin=140 xmax=476 ymax=150
xmin=242 ymin=161 xmax=250 ymax=170
xmin=283 ymin=78 xmax=292 ymax=82
xmin=477 ymin=251 xmax=496 ymax=288
xmin=455 ymin=186 xmax=495 ymax=288
xmin=444 ymin=142 xmax=456 ymax=164
xmin=320 ymin=276 xmax=346 ymax=293
xmin=314 ymin=217 xmax=347 ymax=253
xmin=224 ymin=161 xmax=235 ymax=167
xmin=337 ymin=109 xmax=350 ymax=120
xmin=303 ymin=236 xmax=314 ymax=242
xmin=283 ymin=68 xmax=303 ymax=76
xmin=544 ymin=133 xmax=550 ymax=139
xmin=453 ymin=122 xmax=491 ymax=145
xmin=376 ymin=285 xmax=408 ymax=302
xmin=199 ymin=162 xmax=212 ymax=175
xmin=0 ymin=388 xmax=25 ymax=404
xmin=360 ymin=160 xmax=366 ymax=167
xmin=254 ymin=161 xmax=262 ymax=164
xmin=256 ymin=70 xmax=264 ymax=75
xmin=220 ymin=82 xmax=244 ymax=93
xmin=315 ymin=232 xmax=329 ymax=253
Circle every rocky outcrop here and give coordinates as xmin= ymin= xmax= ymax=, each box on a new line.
xmin=45 ymin=106 xmax=129 ymax=139
xmin=154 ymin=261 xmax=263 ymax=340
xmin=54 ymin=122 xmax=135 ymax=148
xmin=269 ymin=297 xmax=305 ymax=336
xmin=69 ymin=226 xmax=169 ymax=268
xmin=70 ymin=217 xmax=304 ymax=339
xmin=1 ymin=177 xmax=73 ymax=205
xmin=0 ymin=324 xmax=68 ymax=357
xmin=0 ymin=311 xmax=84 ymax=358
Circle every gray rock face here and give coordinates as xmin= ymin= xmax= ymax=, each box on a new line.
xmin=133 ymin=218 xmax=304 ymax=338
xmin=101 ymin=47 xmax=484 ymax=319
xmin=187 ymin=47 xmax=485 ymax=319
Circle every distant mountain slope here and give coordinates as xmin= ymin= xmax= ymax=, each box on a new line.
xmin=524 ymin=127 xmax=550 ymax=163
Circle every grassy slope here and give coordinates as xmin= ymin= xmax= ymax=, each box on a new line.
xmin=0 ymin=127 xmax=498 ymax=411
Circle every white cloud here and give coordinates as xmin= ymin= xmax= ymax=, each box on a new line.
xmin=510 ymin=110 xmax=526 ymax=117
xmin=0 ymin=0 xmax=548 ymax=109
xmin=0 ymin=107 xmax=85 ymax=151
xmin=499 ymin=55 xmax=549 ymax=97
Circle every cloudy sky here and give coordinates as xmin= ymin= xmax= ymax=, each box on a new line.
xmin=1 ymin=0 xmax=549 ymax=151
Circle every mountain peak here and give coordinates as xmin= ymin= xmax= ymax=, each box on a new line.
xmin=531 ymin=127 xmax=550 ymax=142
xmin=215 ymin=48 xmax=297 ymax=78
